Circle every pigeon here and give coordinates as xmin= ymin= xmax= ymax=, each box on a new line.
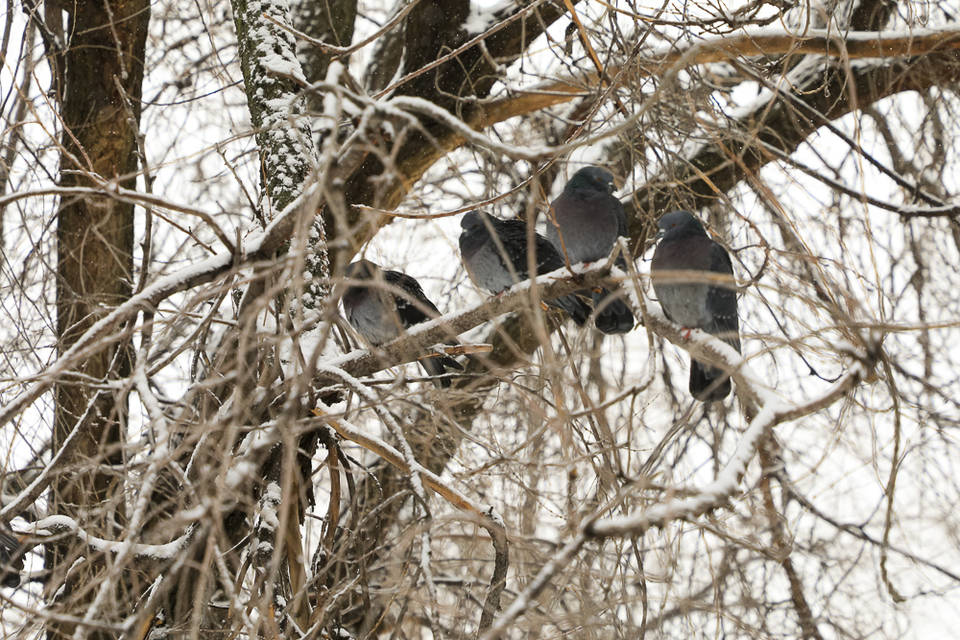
xmin=651 ymin=210 xmax=740 ymax=402
xmin=458 ymin=211 xmax=591 ymax=326
xmin=342 ymin=260 xmax=462 ymax=388
xmin=0 ymin=525 xmax=24 ymax=588
xmin=545 ymin=166 xmax=635 ymax=334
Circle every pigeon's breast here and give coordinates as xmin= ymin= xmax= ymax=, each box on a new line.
xmin=651 ymin=240 xmax=713 ymax=328
xmin=347 ymin=294 xmax=401 ymax=345
xmin=653 ymin=279 xmax=710 ymax=328
xmin=465 ymin=240 xmax=518 ymax=294
xmin=547 ymin=195 xmax=620 ymax=263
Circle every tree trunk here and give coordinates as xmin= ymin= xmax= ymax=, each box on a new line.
xmin=50 ymin=0 xmax=150 ymax=636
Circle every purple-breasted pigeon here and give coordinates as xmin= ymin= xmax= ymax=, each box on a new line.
xmin=651 ymin=210 xmax=740 ymax=402
xmin=545 ymin=166 xmax=635 ymax=334
xmin=459 ymin=211 xmax=591 ymax=326
xmin=342 ymin=260 xmax=462 ymax=388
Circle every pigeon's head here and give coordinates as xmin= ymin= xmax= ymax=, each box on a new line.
xmin=345 ymin=259 xmax=381 ymax=281
xmin=566 ymin=166 xmax=616 ymax=195
xmin=460 ymin=211 xmax=487 ymax=231
xmin=341 ymin=260 xmax=383 ymax=304
xmin=656 ymin=210 xmax=706 ymax=240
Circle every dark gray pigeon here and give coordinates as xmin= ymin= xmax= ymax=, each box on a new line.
xmin=651 ymin=210 xmax=740 ymax=402
xmin=546 ymin=166 xmax=635 ymax=334
xmin=0 ymin=525 xmax=23 ymax=588
xmin=459 ymin=211 xmax=590 ymax=326
xmin=342 ymin=260 xmax=462 ymax=388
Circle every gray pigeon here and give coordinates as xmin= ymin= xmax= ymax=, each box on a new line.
xmin=546 ymin=166 xmax=635 ymax=334
xmin=651 ymin=210 xmax=740 ymax=402
xmin=458 ymin=211 xmax=590 ymax=326
xmin=342 ymin=260 xmax=462 ymax=388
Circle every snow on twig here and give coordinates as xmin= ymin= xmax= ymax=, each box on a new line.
xmin=28 ymin=516 xmax=191 ymax=560
xmin=388 ymin=95 xmax=650 ymax=162
xmin=312 ymin=403 xmax=510 ymax=631
xmin=313 ymin=364 xmax=442 ymax=630
xmin=313 ymin=388 xmax=510 ymax=630
xmin=232 ymin=0 xmax=315 ymax=213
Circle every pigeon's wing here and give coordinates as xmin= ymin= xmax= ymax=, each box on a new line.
xmin=705 ymin=242 xmax=740 ymax=352
xmin=497 ymin=218 xmax=568 ymax=276
xmin=383 ymin=270 xmax=464 ymax=387
xmin=532 ymin=231 xmax=594 ymax=326
xmin=0 ymin=526 xmax=23 ymax=588
xmin=612 ymin=196 xmax=628 ymax=239
xmin=611 ymin=196 xmax=630 ymax=270
xmin=488 ymin=218 xmax=539 ymax=279
xmin=384 ymin=270 xmax=438 ymax=328
xmin=533 ymin=234 xmax=566 ymax=274
xmin=494 ymin=218 xmax=591 ymax=325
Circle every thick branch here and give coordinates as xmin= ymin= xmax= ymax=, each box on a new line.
xmin=337 ymin=0 xmax=572 ymax=220
xmin=232 ymin=0 xmax=316 ymax=214
xmin=340 ymin=25 xmax=960 ymax=239
xmin=293 ymin=0 xmax=357 ymax=87
xmin=50 ymin=0 xmax=150 ymax=634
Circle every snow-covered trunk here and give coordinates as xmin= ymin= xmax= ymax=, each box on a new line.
xmin=180 ymin=1 xmax=331 ymax=633
xmin=232 ymin=0 xmax=329 ymax=287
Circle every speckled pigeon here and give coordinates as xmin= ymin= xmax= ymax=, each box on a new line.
xmin=546 ymin=166 xmax=635 ymax=334
xmin=342 ymin=260 xmax=462 ymax=388
xmin=651 ymin=210 xmax=740 ymax=402
xmin=459 ymin=211 xmax=591 ymax=326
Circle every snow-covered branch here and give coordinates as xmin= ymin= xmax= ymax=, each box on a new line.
xmin=0 ymin=185 xmax=237 ymax=253
xmin=389 ymin=95 xmax=649 ymax=163
xmin=479 ymin=320 xmax=866 ymax=638
xmin=478 ymin=25 xmax=960 ymax=127
xmin=313 ymin=406 xmax=486 ymax=517
xmin=586 ymin=367 xmax=862 ymax=538
xmin=231 ymin=0 xmax=315 ymax=215
xmin=28 ymin=516 xmax=192 ymax=560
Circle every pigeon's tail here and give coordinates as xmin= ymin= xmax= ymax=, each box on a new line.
xmin=0 ymin=527 xmax=24 ymax=588
xmin=549 ymin=294 xmax=591 ymax=327
xmin=689 ymin=359 xmax=734 ymax=402
xmin=592 ymin=288 xmax=634 ymax=335
xmin=419 ymin=352 xmax=464 ymax=389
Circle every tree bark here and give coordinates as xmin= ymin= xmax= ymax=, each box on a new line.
xmin=294 ymin=0 xmax=358 ymax=90
xmin=51 ymin=0 xmax=150 ymax=637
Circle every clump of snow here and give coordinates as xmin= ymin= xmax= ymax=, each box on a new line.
xmin=463 ymin=0 xmax=516 ymax=35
